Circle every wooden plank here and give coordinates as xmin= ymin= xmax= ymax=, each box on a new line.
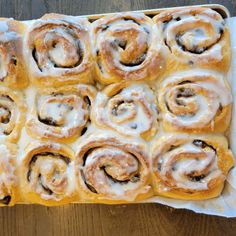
xmin=0 ymin=1 xmax=235 ymax=236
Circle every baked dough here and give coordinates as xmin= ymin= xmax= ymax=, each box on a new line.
xmin=153 ymin=7 xmax=230 ymax=77
xmin=75 ymin=132 xmax=152 ymax=203
xmin=157 ymin=69 xmax=232 ymax=133
xmin=151 ymin=134 xmax=234 ymax=200
xmin=92 ymin=12 xmax=165 ymax=84
xmin=91 ymin=82 xmax=158 ymax=140
xmin=24 ymin=13 xmax=94 ymax=87
xmin=0 ymin=6 xmax=233 ymax=205
xmin=26 ymin=84 xmax=96 ymax=142
xmin=0 ymin=18 xmax=28 ymax=88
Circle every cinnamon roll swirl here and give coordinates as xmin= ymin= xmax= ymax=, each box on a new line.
xmin=158 ymin=70 xmax=232 ymax=133
xmin=92 ymin=12 xmax=164 ymax=84
xmin=25 ymin=13 xmax=93 ymax=87
xmin=0 ymin=142 xmax=17 ymax=206
xmin=0 ymin=87 xmax=26 ymax=142
xmin=75 ymin=133 xmax=152 ymax=202
xmin=91 ymin=82 xmax=158 ymax=140
xmin=20 ymin=142 xmax=76 ymax=205
xmin=154 ymin=7 xmax=230 ymax=73
xmin=0 ymin=18 xmax=28 ymax=88
xmin=151 ymin=134 xmax=234 ymax=200
xmin=26 ymin=84 xmax=96 ymax=142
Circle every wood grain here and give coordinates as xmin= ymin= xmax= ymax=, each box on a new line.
xmin=0 ymin=0 xmax=235 ymax=236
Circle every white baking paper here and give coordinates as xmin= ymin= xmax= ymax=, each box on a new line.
xmin=142 ymin=17 xmax=236 ymax=218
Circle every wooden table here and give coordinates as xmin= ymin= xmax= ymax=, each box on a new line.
xmin=0 ymin=0 xmax=235 ymax=235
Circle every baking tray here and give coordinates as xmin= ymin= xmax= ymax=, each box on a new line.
xmin=13 ymin=4 xmax=236 ymax=218
xmin=83 ymin=4 xmax=230 ymax=21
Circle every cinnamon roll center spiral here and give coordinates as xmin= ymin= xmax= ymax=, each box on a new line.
xmin=108 ymin=98 xmax=136 ymax=124
xmin=157 ymin=8 xmax=225 ymax=60
xmin=38 ymin=93 xmax=87 ymax=128
xmin=165 ymin=84 xmax=217 ymax=117
xmin=156 ymin=140 xmax=222 ymax=191
xmin=172 ymin=20 xmax=222 ymax=54
xmin=96 ymin=17 xmax=152 ymax=70
xmin=159 ymin=71 xmax=232 ymax=128
xmin=0 ymin=95 xmax=16 ymax=135
xmin=93 ymin=83 xmax=158 ymax=138
xmin=27 ymin=152 xmax=70 ymax=196
xmin=32 ymin=23 xmax=84 ymax=71
xmin=109 ymin=25 xmax=148 ymax=66
xmin=82 ymin=147 xmax=141 ymax=196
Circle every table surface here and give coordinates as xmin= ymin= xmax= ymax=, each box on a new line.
xmin=0 ymin=0 xmax=236 ymax=235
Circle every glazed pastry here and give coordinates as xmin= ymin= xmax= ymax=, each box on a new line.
xmin=0 ymin=142 xmax=18 ymax=206
xmin=92 ymin=12 xmax=165 ymax=84
xmin=0 ymin=7 xmax=233 ymax=206
xmin=158 ymin=70 xmax=232 ymax=133
xmin=151 ymin=134 xmax=234 ymax=200
xmin=0 ymin=87 xmax=26 ymax=142
xmin=0 ymin=18 xmax=28 ymax=88
xmin=75 ymin=133 xmax=152 ymax=202
xmin=153 ymin=7 xmax=230 ymax=75
xmin=20 ymin=141 xmax=77 ymax=205
xmin=26 ymin=84 xmax=96 ymax=142
xmin=91 ymin=82 xmax=158 ymax=140
xmin=24 ymin=13 xmax=93 ymax=87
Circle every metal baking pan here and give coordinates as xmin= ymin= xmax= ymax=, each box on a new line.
xmin=83 ymin=4 xmax=230 ymax=21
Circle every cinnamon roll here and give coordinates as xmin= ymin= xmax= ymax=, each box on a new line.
xmin=26 ymin=84 xmax=96 ymax=142
xmin=25 ymin=13 xmax=93 ymax=87
xmin=75 ymin=133 xmax=152 ymax=202
xmin=158 ymin=70 xmax=232 ymax=133
xmin=0 ymin=87 xmax=26 ymax=142
xmin=20 ymin=142 xmax=77 ymax=205
xmin=151 ymin=134 xmax=234 ymax=200
xmin=0 ymin=142 xmax=18 ymax=206
xmin=0 ymin=18 xmax=28 ymax=88
xmin=92 ymin=12 xmax=164 ymax=84
xmin=91 ymin=82 xmax=158 ymax=140
xmin=154 ymin=7 xmax=230 ymax=74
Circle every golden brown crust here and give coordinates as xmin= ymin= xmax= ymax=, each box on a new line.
xmin=20 ymin=141 xmax=77 ymax=206
xmin=0 ymin=18 xmax=28 ymax=88
xmin=26 ymin=84 xmax=96 ymax=143
xmin=0 ymin=87 xmax=26 ymax=143
xmin=151 ymin=134 xmax=234 ymax=200
xmin=92 ymin=12 xmax=165 ymax=84
xmin=25 ymin=13 xmax=94 ymax=87
xmin=153 ymin=7 xmax=230 ymax=76
xmin=0 ymin=142 xmax=18 ymax=206
xmin=75 ymin=133 xmax=153 ymax=203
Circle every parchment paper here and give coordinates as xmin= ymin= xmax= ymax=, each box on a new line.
xmin=142 ymin=17 xmax=236 ymax=218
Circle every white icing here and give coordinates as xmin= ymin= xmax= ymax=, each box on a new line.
xmin=24 ymin=17 xmax=90 ymax=79
xmin=94 ymin=13 xmax=162 ymax=80
xmin=34 ymin=91 xmax=87 ymax=138
xmin=93 ymin=82 xmax=157 ymax=138
xmin=26 ymin=146 xmax=74 ymax=201
xmin=0 ymin=144 xmax=15 ymax=199
xmin=159 ymin=69 xmax=232 ymax=129
xmin=161 ymin=9 xmax=224 ymax=63
xmin=158 ymin=139 xmax=222 ymax=191
xmin=81 ymin=139 xmax=148 ymax=200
